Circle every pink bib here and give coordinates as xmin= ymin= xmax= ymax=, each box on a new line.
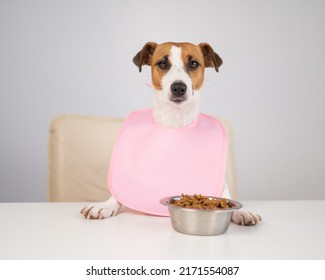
xmin=108 ymin=109 xmax=227 ymax=216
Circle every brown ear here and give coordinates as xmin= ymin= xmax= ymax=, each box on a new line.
xmin=199 ymin=43 xmax=223 ymax=72
xmin=133 ymin=42 xmax=157 ymax=72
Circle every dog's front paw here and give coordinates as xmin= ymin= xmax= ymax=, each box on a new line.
xmin=232 ymin=209 xmax=262 ymax=226
xmin=80 ymin=200 xmax=121 ymax=220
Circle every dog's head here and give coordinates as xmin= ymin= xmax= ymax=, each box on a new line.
xmin=133 ymin=42 xmax=222 ymax=105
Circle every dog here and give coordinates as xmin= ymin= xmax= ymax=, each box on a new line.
xmin=80 ymin=42 xmax=262 ymax=226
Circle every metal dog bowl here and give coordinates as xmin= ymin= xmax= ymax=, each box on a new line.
xmin=160 ymin=195 xmax=242 ymax=236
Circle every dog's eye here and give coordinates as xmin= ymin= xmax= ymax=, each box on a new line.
xmin=189 ymin=60 xmax=199 ymax=70
xmin=157 ymin=60 xmax=168 ymax=70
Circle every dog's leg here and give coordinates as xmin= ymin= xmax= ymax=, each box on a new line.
xmin=221 ymin=182 xmax=262 ymax=226
xmin=80 ymin=196 xmax=121 ymax=219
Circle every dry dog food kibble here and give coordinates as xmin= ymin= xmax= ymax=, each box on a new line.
xmin=171 ymin=194 xmax=236 ymax=209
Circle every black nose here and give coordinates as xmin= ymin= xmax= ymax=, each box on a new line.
xmin=170 ymin=82 xmax=187 ymax=97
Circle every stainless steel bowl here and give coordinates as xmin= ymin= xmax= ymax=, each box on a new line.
xmin=160 ymin=195 xmax=242 ymax=235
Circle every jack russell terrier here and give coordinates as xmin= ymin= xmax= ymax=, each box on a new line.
xmin=81 ymin=42 xmax=262 ymax=226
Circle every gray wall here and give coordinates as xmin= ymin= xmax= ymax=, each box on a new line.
xmin=1 ymin=0 xmax=325 ymax=202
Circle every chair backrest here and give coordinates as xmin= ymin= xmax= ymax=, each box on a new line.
xmin=48 ymin=115 xmax=237 ymax=202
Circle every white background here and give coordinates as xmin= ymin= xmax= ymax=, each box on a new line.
xmin=0 ymin=0 xmax=324 ymax=202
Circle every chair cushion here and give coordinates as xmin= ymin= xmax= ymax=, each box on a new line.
xmin=48 ymin=115 xmax=123 ymax=202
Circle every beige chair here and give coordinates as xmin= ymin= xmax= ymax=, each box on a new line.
xmin=48 ymin=115 xmax=237 ymax=202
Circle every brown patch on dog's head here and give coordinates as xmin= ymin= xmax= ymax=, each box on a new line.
xmin=149 ymin=42 xmax=174 ymax=90
xmin=180 ymin=43 xmax=206 ymax=91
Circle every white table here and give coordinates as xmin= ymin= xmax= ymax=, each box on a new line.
xmin=0 ymin=200 xmax=324 ymax=259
